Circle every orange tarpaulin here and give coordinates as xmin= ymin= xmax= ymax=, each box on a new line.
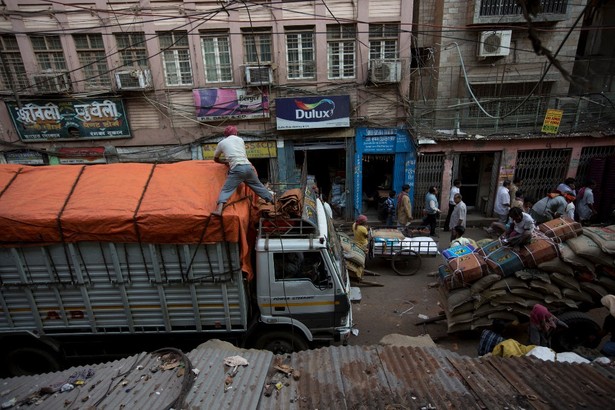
xmin=0 ymin=161 xmax=258 ymax=279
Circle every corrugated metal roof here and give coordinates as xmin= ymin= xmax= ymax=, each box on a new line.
xmin=1 ymin=343 xmax=614 ymax=409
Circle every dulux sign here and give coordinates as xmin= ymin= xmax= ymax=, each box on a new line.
xmin=275 ymin=95 xmax=350 ymax=130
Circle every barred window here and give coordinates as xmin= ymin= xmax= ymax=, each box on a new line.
xmin=0 ymin=35 xmax=27 ymax=90
xmin=369 ymin=24 xmax=399 ymax=61
xmin=158 ymin=31 xmax=192 ymax=86
xmin=243 ymin=30 xmax=272 ymax=64
xmin=286 ymin=29 xmax=315 ymax=79
xmin=31 ymin=35 xmax=67 ymax=71
xmin=116 ymin=32 xmax=149 ymax=68
xmin=327 ymin=24 xmax=355 ymax=79
xmin=74 ymin=34 xmax=111 ymax=89
xmin=201 ymin=32 xmax=233 ymax=83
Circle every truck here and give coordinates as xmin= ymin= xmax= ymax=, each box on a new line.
xmin=0 ymin=161 xmax=355 ymax=376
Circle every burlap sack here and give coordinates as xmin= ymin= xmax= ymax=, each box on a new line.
xmin=559 ymin=243 xmax=596 ymax=273
xmin=550 ymin=272 xmax=581 ymax=292
xmin=566 ymin=235 xmax=615 ymax=266
xmin=582 ymin=226 xmax=615 ymax=254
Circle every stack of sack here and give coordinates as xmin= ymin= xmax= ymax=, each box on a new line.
xmin=338 ymin=232 xmax=367 ymax=280
xmin=437 ymin=218 xmax=615 ymax=333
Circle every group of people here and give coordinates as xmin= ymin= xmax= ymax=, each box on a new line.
xmin=478 ymin=297 xmax=615 ymax=359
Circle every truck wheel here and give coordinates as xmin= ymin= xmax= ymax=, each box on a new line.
xmin=551 ymin=311 xmax=601 ymax=353
xmin=254 ymin=331 xmax=309 ymax=354
xmin=4 ymin=346 xmax=62 ymax=376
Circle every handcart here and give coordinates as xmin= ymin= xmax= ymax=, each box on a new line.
xmin=368 ymin=225 xmax=439 ymax=276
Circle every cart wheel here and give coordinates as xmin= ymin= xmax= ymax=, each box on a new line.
xmin=391 ymin=249 xmax=421 ymax=276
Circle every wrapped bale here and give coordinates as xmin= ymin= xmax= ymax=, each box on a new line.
xmin=484 ymin=246 xmax=524 ymax=277
xmin=438 ymin=264 xmax=468 ymax=291
xmin=477 ymin=239 xmax=505 ymax=257
xmin=442 ymin=244 xmax=476 ymax=260
xmin=446 ymin=253 xmax=488 ymax=285
xmin=370 ymin=228 xmax=405 ymax=257
xmin=403 ymin=236 xmax=439 ymax=256
xmin=538 ymin=217 xmax=583 ymax=243
xmin=519 ymin=237 xmax=559 ymax=268
xmin=582 ymin=225 xmax=615 ymax=254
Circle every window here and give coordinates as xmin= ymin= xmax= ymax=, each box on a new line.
xmin=159 ymin=31 xmax=192 ymax=86
xmin=369 ymin=24 xmax=399 ymax=61
xmin=115 ymin=32 xmax=149 ymax=69
xmin=286 ymin=29 xmax=315 ymax=79
xmin=0 ymin=35 xmax=27 ymax=91
xmin=201 ymin=32 xmax=233 ymax=82
xmin=273 ymin=251 xmax=325 ymax=284
xmin=243 ymin=29 xmax=272 ymax=64
xmin=327 ymin=24 xmax=355 ymax=79
xmin=74 ymin=34 xmax=111 ymax=89
xmin=31 ymin=35 xmax=67 ymax=71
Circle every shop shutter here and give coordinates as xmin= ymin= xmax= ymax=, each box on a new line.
xmin=125 ymin=98 xmax=161 ymax=130
xmin=413 ymin=152 xmax=445 ymax=216
xmin=168 ymin=92 xmax=197 ymax=128
xmin=369 ymin=0 xmax=401 ymax=18
xmin=515 ymin=149 xmax=571 ymax=201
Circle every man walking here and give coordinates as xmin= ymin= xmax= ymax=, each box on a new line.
xmin=213 ymin=125 xmax=273 ymax=215
xmin=448 ymin=193 xmax=466 ymax=242
xmin=493 ymin=180 xmax=511 ymax=224
xmin=444 ymin=179 xmax=461 ymax=232
xmin=424 ymin=186 xmax=441 ymax=237
xmin=396 ymin=184 xmax=413 ymax=226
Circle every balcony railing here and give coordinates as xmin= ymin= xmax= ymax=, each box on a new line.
xmin=479 ymin=0 xmax=568 ymax=17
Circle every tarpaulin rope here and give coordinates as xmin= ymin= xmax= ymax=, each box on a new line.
xmin=0 ymin=166 xmax=23 ymax=199
xmin=132 ymin=163 xmax=157 ymax=282
xmin=57 ymin=165 xmax=87 ymax=284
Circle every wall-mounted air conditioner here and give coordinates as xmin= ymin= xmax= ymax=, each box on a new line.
xmin=245 ymin=66 xmax=272 ymax=85
xmin=30 ymin=72 xmax=71 ymax=93
xmin=115 ymin=69 xmax=152 ymax=90
xmin=478 ymin=30 xmax=512 ymax=58
xmin=369 ymin=59 xmax=402 ymax=83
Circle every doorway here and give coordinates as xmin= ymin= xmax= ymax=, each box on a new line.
xmin=362 ymin=154 xmax=395 ymax=210
xmin=457 ymin=153 xmax=495 ymax=209
xmin=295 ymin=148 xmax=346 ymax=201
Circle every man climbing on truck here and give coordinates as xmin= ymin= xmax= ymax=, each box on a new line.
xmin=213 ymin=125 xmax=273 ymax=215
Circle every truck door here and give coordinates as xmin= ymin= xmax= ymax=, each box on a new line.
xmin=268 ymin=251 xmax=336 ymax=329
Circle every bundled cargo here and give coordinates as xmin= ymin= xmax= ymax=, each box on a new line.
xmin=442 ymin=244 xmax=476 ymax=260
xmin=518 ymin=236 xmax=560 ymax=267
xmin=538 ymin=217 xmax=583 ymax=242
xmin=483 ymin=246 xmax=524 ymax=278
xmin=446 ymin=253 xmax=489 ymax=284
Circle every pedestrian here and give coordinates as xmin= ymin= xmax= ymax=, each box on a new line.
xmin=563 ymin=192 xmax=576 ymax=220
xmin=448 ymin=193 xmax=466 ymax=242
xmin=576 ymin=180 xmax=597 ymax=225
xmin=528 ymin=304 xmax=568 ymax=348
xmin=509 ymin=177 xmax=522 ymax=207
xmin=529 ymin=193 xmax=567 ymax=224
xmin=450 ymin=226 xmax=477 ymax=248
xmin=396 ymin=184 xmax=413 ymax=226
xmin=556 ymin=177 xmax=576 ymax=196
xmin=502 ymin=207 xmax=535 ymax=248
xmin=385 ymin=190 xmax=396 ymax=226
xmin=352 ymin=214 xmax=369 ymax=253
xmin=213 ymin=125 xmax=274 ymax=215
xmin=511 ymin=190 xmax=524 ymax=209
xmin=478 ymin=320 xmax=506 ymax=356
xmin=597 ymin=294 xmax=615 ymax=357
xmin=423 ymin=186 xmax=441 ymax=237
xmin=493 ymin=180 xmax=511 ymax=224
xmin=444 ymin=179 xmax=461 ymax=232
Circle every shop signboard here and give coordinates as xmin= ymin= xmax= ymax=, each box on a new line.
xmin=4 ymin=149 xmax=46 ymax=165
xmin=275 ymin=95 xmax=350 ymax=130
xmin=54 ymin=147 xmax=107 ymax=165
xmin=202 ymin=140 xmax=277 ymax=159
xmin=6 ymin=99 xmax=131 ymax=142
xmin=541 ymin=109 xmax=563 ymax=134
xmin=193 ymin=88 xmax=269 ymax=121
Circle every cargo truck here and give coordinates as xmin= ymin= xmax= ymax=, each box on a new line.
xmin=0 ymin=161 xmax=354 ymax=376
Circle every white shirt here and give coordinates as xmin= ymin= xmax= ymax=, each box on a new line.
xmin=565 ymin=202 xmax=575 ymax=220
xmin=214 ymin=135 xmax=252 ymax=169
xmin=577 ymin=187 xmax=594 ymax=220
xmin=513 ymin=212 xmax=535 ymax=235
xmin=449 ymin=200 xmax=467 ymax=229
xmin=494 ymin=186 xmax=510 ymax=215
xmin=449 ymin=186 xmax=460 ymax=205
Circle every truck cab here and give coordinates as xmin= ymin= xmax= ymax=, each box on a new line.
xmin=253 ymin=188 xmax=354 ymax=352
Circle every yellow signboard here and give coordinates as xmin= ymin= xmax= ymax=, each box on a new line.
xmin=202 ymin=141 xmax=277 ymax=159
xmin=541 ymin=109 xmax=564 ymax=134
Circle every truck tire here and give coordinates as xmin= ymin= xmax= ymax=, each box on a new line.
xmin=254 ymin=331 xmax=309 ymax=354
xmin=4 ymin=346 xmax=62 ymax=376
xmin=551 ymin=311 xmax=601 ymax=353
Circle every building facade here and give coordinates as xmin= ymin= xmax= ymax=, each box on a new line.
xmin=1 ymin=0 xmax=614 ymax=221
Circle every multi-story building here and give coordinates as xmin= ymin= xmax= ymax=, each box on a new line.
xmin=0 ymin=0 xmax=614 ymax=221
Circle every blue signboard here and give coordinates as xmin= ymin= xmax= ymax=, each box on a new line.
xmin=275 ymin=95 xmax=350 ymax=130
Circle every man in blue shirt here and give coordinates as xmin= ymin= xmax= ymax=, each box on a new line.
xmin=423 ymin=186 xmax=441 ymax=236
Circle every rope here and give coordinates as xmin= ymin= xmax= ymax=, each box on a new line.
xmin=133 ymin=163 xmax=157 ymax=282
xmin=0 ymin=166 xmax=23 ymax=199
xmin=57 ymin=165 xmax=86 ymax=283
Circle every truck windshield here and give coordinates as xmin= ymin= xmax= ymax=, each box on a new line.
xmin=325 ymin=213 xmax=348 ymax=285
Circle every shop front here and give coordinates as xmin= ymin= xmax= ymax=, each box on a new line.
xmin=354 ymin=128 xmax=416 ymax=217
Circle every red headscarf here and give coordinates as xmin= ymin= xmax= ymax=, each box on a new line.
xmin=224 ymin=125 xmax=238 ymax=136
xmin=530 ymin=304 xmax=558 ymax=332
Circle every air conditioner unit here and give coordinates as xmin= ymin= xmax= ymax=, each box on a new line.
xmin=369 ymin=59 xmax=402 ymax=83
xmin=115 ymin=69 xmax=152 ymax=90
xmin=478 ymin=30 xmax=512 ymax=58
xmin=30 ymin=72 xmax=70 ymax=93
xmin=553 ymin=96 xmax=588 ymax=114
xmin=245 ymin=66 xmax=272 ymax=85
